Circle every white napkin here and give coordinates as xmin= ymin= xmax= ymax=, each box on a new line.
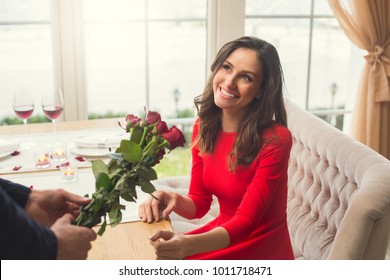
xmin=73 ymin=134 xmax=125 ymax=149
xmin=0 ymin=139 xmax=19 ymax=153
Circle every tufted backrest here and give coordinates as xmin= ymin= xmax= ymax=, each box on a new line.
xmin=286 ymin=101 xmax=390 ymax=259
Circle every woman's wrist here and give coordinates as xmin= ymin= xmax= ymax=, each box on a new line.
xmin=183 ymin=234 xmax=197 ymax=257
xmin=173 ymin=193 xmax=196 ymax=219
xmin=183 ymin=227 xmax=230 ymax=257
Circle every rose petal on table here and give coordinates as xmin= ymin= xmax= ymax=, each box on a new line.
xmin=56 ymin=162 xmax=70 ymax=168
xmin=11 ymin=151 xmax=20 ymax=156
xmin=13 ymin=166 xmax=22 ymax=171
xmin=75 ymin=156 xmax=85 ymax=162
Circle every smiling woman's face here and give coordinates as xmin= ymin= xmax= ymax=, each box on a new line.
xmin=213 ymin=48 xmax=263 ymax=117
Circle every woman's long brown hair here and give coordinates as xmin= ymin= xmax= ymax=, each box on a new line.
xmin=194 ymin=36 xmax=287 ymax=172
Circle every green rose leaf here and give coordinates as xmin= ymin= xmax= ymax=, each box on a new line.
xmin=107 ymin=159 xmax=121 ymax=172
xmin=95 ymin=172 xmax=113 ymax=192
xmin=137 ymin=179 xmax=156 ymax=194
xmin=121 ymin=192 xmax=137 ymax=202
xmin=138 ymin=166 xmax=157 ymax=181
xmin=121 ymin=177 xmax=137 ymax=202
xmin=130 ymin=126 xmax=144 ymax=144
xmin=97 ymin=218 xmax=107 ymax=236
xmin=120 ymin=140 xmax=142 ymax=163
xmin=108 ymin=205 xmax=123 ymax=227
xmin=92 ymin=159 xmax=108 ymax=178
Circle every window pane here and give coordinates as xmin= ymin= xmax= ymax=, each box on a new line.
xmin=245 ymin=0 xmax=311 ymax=16
xmin=83 ymin=0 xmax=207 ymax=119
xmin=0 ymin=0 xmax=52 ymax=123
xmin=0 ymin=0 xmax=50 ymax=22
xmin=309 ymin=18 xmax=364 ymax=111
xmin=148 ymin=0 xmax=206 ymax=19
xmin=84 ymin=21 xmax=147 ymax=117
xmin=245 ymin=18 xmax=310 ymax=108
xmin=83 ymin=0 xmax=144 ymax=21
xmin=314 ymin=0 xmax=334 ymax=15
xmin=148 ymin=21 xmax=206 ymax=118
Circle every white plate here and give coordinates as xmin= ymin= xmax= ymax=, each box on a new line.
xmin=0 ymin=151 xmax=12 ymax=159
xmin=69 ymin=143 xmax=113 ymax=157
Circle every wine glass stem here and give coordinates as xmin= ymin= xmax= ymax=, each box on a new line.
xmin=52 ymin=119 xmax=57 ymax=133
xmin=23 ymin=119 xmax=27 ymax=125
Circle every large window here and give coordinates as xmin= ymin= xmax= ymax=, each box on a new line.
xmin=245 ymin=0 xmax=364 ymax=130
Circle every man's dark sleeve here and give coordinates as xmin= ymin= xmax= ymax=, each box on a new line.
xmin=0 ymin=178 xmax=31 ymax=207
xmin=0 ymin=178 xmax=57 ymax=260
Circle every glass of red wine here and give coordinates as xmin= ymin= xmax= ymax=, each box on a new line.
xmin=42 ymin=89 xmax=64 ymax=132
xmin=13 ymin=90 xmax=36 ymax=148
xmin=13 ymin=91 xmax=35 ymax=125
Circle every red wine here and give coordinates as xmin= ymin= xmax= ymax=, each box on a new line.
xmin=14 ymin=105 xmax=34 ymax=120
xmin=42 ymin=105 xmax=63 ymax=120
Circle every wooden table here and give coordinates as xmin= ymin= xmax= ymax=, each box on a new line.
xmin=1 ymin=119 xmax=174 ymax=260
xmin=88 ymin=219 xmax=172 ymax=260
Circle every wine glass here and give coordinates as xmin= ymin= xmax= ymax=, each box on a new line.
xmin=13 ymin=90 xmax=35 ymax=125
xmin=42 ymin=89 xmax=64 ymax=132
xmin=13 ymin=90 xmax=36 ymax=149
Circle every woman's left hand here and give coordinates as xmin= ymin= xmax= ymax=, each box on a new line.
xmin=149 ymin=230 xmax=190 ymax=260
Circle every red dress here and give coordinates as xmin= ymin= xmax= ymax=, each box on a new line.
xmin=185 ymin=121 xmax=294 ymax=260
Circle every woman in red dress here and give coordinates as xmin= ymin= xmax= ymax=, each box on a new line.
xmin=139 ymin=36 xmax=294 ymax=260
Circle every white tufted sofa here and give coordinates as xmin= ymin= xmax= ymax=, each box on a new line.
xmin=153 ymin=101 xmax=390 ymax=260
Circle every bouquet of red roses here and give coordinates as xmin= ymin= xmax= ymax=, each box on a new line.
xmin=73 ymin=110 xmax=186 ymax=235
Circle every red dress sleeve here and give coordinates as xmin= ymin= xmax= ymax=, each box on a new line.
xmin=187 ymin=120 xmax=213 ymax=218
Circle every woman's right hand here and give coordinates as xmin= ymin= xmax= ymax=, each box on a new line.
xmin=138 ymin=190 xmax=178 ymax=223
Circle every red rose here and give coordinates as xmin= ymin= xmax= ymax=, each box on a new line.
xmin=126 ymin=114 xmax=141 ymax=129
xmin=162 ymin=126 xmax=186 ymax=149
xmin=146 ymin=111 xmax=161 ymax=125
xmin=156 ymin=121 xmax=169 ymax=134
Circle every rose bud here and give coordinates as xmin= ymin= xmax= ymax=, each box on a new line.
xmin=145 ymin=111 xmax=161 ymax=125
xmin=162 ymin=126 xmax=186 ymax=149
xmin=156 ymin=121 xmax=169 ymax=134
xmin=126 ymin=114 xmax=141 ymax=129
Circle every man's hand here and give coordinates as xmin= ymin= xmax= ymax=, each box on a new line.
xmin=25 ymin=189 xmax=91 ymax=227
xmin=51 ymin=213 xmax=97 ymax=259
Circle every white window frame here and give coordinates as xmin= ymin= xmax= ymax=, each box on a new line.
xmin=206 ymin=0 xmax=245 ymax=67
xmin=50 ymin=0 xmax=87 ymax=121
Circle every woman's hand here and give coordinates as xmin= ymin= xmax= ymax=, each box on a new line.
xmin=149 ymin=230 xmax=190 ymax=260
xmin=138 ymin=190 xmax=178 ymax=223
xmin=149 ymin=227 xmax=230 ymax=260
xmin=25 ymin=189 xmax=91 ymax=227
